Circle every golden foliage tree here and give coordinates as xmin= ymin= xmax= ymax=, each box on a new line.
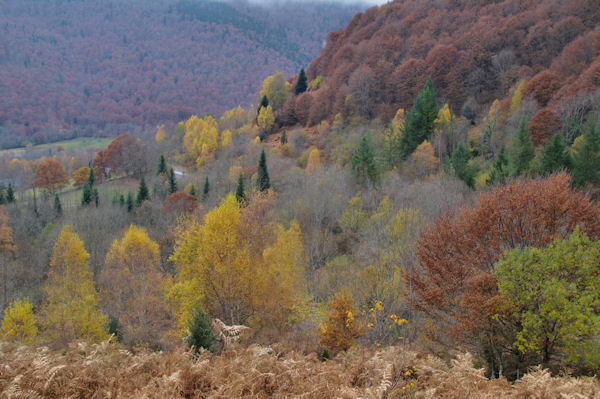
xmin=183 ymin=115 xmax=219 ymax=165
xmin=167 ymin=194 xmax=253 ymax=332
xmin=155 ymin=124 xmax=166 ymax=143
xmin=305 ymin=148 xmax=322 ymax=176
xmin=0 ymin=205 xmax=17 ymax=311
xmin=101 ymin=225 xmax=168 ymax=346
xmin=411 ymin=140 xmax=440 ymax=178
xmin=1 ymin=298 xmax=37 ymax=343
xmin=260 ymin=72 xmax=289 ymax=111
xmin=42 ymin=226 xmax=108 ymax=345
xmin=257 ymin=105 xmax=275 ymax=134
xmin=33 ymin=157 xmax=68 ymax=192
xmin=72 ymin=166 xmax=90 ymax=187
xmin=258 ymin=221 xmax=309 ymax=328
xmin=319 ymin=290 xmax=363 ymax=354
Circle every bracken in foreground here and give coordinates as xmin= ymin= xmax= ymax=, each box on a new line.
xmin=1 ymin=340 xmax=599 ymax=398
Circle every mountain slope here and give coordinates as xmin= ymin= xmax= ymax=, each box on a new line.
xmin=0 ymin=0 xmax=362 ymax=147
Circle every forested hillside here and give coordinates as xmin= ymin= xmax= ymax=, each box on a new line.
xmin=277 ymin=0 xmax=600 ymax=126
xmin=0 ymin=0 xmax=361 ymax=148
xmin=2 ymin=0 xmax=600 ymax=395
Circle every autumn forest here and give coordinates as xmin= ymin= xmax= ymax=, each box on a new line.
xmin=1 ymin=0 xmax=600 ymax=397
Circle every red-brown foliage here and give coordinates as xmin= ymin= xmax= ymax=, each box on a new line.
xmin=305 ymin=0 xmax=600 ymax=125
xmin=161 ymin=192 xmax=198 ymax=215
xmin=92 ymin=133 xmax=144 ymax=179
xmin=524 ymin=70 xmax=563 ymax=107
xmin=33 ymin=158 xmax=68 ymax=192
xmin=529 ymin=108 xmax=562 ymax=145
xmin=408 ymin=173 xmax=600 ymax=351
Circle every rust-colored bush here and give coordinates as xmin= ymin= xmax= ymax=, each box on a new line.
xmin=529 ymin=108 xmax=562 ymax=146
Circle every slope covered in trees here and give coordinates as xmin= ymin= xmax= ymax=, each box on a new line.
xmin=296 ymin=0 xmax=600 ymax=125
xmin=0 ymin=0 xmax=362 ymax=148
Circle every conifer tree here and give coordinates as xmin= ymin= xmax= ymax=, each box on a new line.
xmin=157 ymin=154 xmax=167 ymax=176
xmin=281 ymin=129 xmax=287 ymax=145
xmin=126 ymin=192 xmax=134 ymax=212
xmin=168 ymin=168 xmax=177 ymax=194
xmin=257 ymin=149 xmax=271 ymax=192
xmin=451 ymin=143 xmax=474 ymax=188
xmin=235 ymin=172 xmax=246 ymax=203
xmin=202 ymin=176 xmax=209 ymax=201
xmin=571 ymin=115 xmax=600 ymax=187
xmin=400 ymin=77 xmax=438 ymax=158
xmin=136 ymin=175 xmax=149 ymax=206
xmin=189 ymin=183 xmax=196 ymax=197
xmin=540 ymin=133 xmax=571 ymax=175
xmin=351 ymin=135 xmax=379 ymax=184
xmin=0 ymin=184 xmax=5 ymax=205
xmin=294 ymin=68 xmax=308 ymax=95
xmin=187 ymin=307 xmax=216 ymax=353
xmin=81 ymin=183 xmax=92 ymax=206
xmin=510 ymin=115 xmax=535 ymax=177
xmin=119 ymin=194 xmax=125 ymax=207
xmin=6 ymin=183 xmax=14 ymax=203
xmin=53 ymin=193 xmax=62 ymax=216
xmin=487 ymin=145 xmax=510 ymax=185
xmin=258 ymin=95 xmax=269 ymax=114
xmin=93 ymin=187 xmax=99 ymax=207
xmin=87 ymin=165 xmax=95 ymax=187
xmin=32 ymin=189 xmax=38 ymax=216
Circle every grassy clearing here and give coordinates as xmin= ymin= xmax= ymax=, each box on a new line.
xmin=0 ymin=137 xmax=112 ymax=158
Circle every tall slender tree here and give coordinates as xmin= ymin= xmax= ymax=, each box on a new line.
xmin=487 ymin=145 xmax=510 ymax=185
xmin=571 ymin=115 xmax=600 ymax=187
xmin=53 ymin=193 xmax=62 ymax=216
xmin=136 ymin=175 xmax=150 ymax=206
xmin=294 ymin=68 xmax=308 ymax=95
xmin=157 ymin=154 xmax=167 ymax=176
xmin=540 ymin=133 xmax=571 ymax=175
xmin=510 ymin=115 xmax=535 ymax=177
xmin=451 ymin=143 xmax=474 ymax=188
xmin=6 ymin=183 xmax=14 ymax=203
xmin=168 ymin=168 xmax=177 ymax=194
xmin=257 ymin=149 xmax=271 ymax=192
xmin=202 ymin=176 xmax=210 ymax=201
xmin=352 ymin=135 xmax=379 ymax=184
xmin=400 ymin=77 xmax=438 ymax=158
xmin=236 ymin=172 xmax=246 ymax=203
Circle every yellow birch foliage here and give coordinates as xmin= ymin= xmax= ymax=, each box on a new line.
xmin=510 ymin=80 xmax=525 ymax=113
xmin=42 ymin=225 xmax=108 ymax=345
xmin=155 ymin=124 xmax=166 ymax=143
xmin=183 ymin=115 xmax=219 ymax=163
xmin=434 ymin=103 xmax=453 ymax=128
xmin=257 ymin=105 xmax=275 ymax=133
xmin=305 ymin=148 xmax=322 ymax=176
xmin=259 ymin=220 xmax=309 ymax=328
xmin=412 ymin=140 xmax=440 ymax=178
xmin=1 ymin=298 xmax=37 ymax=343
xmin=168 ymin=194 xmax=253 ymax=332
xmin=221 ymin=129 xmax=232 ymax=148
xmin=101 ymin=225 xmax=168 ymax=346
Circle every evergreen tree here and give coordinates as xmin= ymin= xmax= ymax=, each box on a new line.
xmin=400 ymin=76 xmax=438 ymax=158
xmin=235 ymin=172 xmax=246 ymax=203
xmin=6 ymin=183 xmax=14 ymax=203
xmin=487 ymin=145 xmax=510 ymax=185
xmin=81 ymin=183 xmax=92 ymax=206
xmin=0 ymin=184 xmax=5 ymax=205
xmin=540 ymin=133 xmax=571 ymax=175
xmin=168 ymin=168 xmax=177 ymax=194
xmin=451 ymin=143 xmax=475 ymax=188
xmin=202 ymin=176 xmax=210 ymax=201
xmin=87 ymin=166 xmax=95 ymax=187
xmin=281 ymin=129 xmax=287 ymax=145
xmin=257 ymin=148 xmax=271 ymax=192
xmin=32 ymin=189 xmax=38 ymax=216
xmin=189 ymin=183 xmax=197 ymax=197
xmin=510 ymin=115 xmax=535 ymax=177
xmin=53 ymin=193 xmax=62 ymax=216
xmin=119 ymin=194 xmax=125 ymax=207
xmin=157 ymin=154 xmax=167 ymax=176
xmin=294 ymin=68 xmax=308 ymax=95
xmin=351 ymin=135 xmax=379 ymax=184
xmin=126 ymin=192 xmax=134 ymax=212
xmin=187 ymin=307 xmax=216 ymax=353
xmin=136 ymin=175 xmax=150 ymax=206
xmin=571 ymin=115 xmax=600 ymax=187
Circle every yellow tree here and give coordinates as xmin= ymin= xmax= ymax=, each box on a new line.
xmin=260 ymin=72 xmax=289 ymax=110
xmin=72 ymin=166 xmax=90 ymax=187
xmin=257 ymin=105 xmax=275 ymax=134
xmin=510 ymin=80 xmax=525 ymax=113
xmin=411 ymin=140 xmax=440 ymax=178
xmin=259 ymin=221 xmax=309 ymax=329
xmin=319 ymin=290 xmax=363 ymax=354
xmin=42 ymin=225 xmax=108 ymax=345
xmin=1 ymin=298 xmax=37 ymax=343
xmin=221 ymin=129 xmax=232 ymax=148
xmin=305 ymin=148 xmax=322 ymax=176
xmin=33 ymin=157 xmax=68 ymax=192
xmin=183 ymin=115 xmax=219 ymax=163
xmin=155 ymin=124 xmax=166 ymax=143
xmin=101 ymin=225 xmax=168 ymax=347
xmin=167 ymin=194 xmax=253 ymax=333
